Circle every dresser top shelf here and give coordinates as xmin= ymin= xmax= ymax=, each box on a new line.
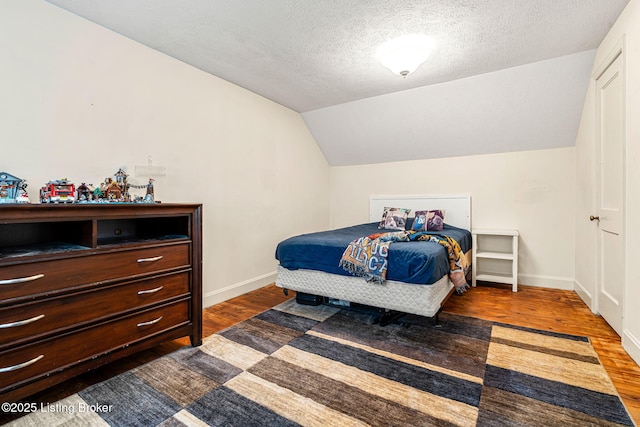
xmin=0 ymin=204 xmax=201 ymax=263
xmin=0 ymin=203 xmax=201 ymax=221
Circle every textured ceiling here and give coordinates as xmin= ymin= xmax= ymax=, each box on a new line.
xmin=44 ymin=0 xmax=629 ymax=113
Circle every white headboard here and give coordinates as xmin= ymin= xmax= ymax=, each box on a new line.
xmin=369 ymin=194 xmax=471 ymax=230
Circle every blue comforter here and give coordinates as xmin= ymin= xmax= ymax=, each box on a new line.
xmin=275 ymin=222 xmax=472 ymax=285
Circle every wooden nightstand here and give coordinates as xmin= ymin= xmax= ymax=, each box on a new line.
xmin=472 ymin=228 xmax=519 ymax=292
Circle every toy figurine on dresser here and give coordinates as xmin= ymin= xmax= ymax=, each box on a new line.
xmin=0 ymin=171 xmax=30 ymax=204
xmin=1 ymin=168 xmax=160 ymax=205
xmin=40 ymin=178 xmax=76 ymax=203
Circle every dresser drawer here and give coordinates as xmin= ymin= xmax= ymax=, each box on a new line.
xmin=0 ymin=300 xmax=190 ymax=391
xmin=0 ymin=271 xmax=190 ymax=348
xmin=0 ymin=243 xmax=190 ymax=303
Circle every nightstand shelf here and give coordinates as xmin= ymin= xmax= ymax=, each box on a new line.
xmin=472 ymin=228 xmax=519 ymax=292
xmin=475 ymin=251 xmax=514 ymax=260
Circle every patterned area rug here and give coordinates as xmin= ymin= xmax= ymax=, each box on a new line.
xmin=8 ymin=300 xmax=635 ymax=426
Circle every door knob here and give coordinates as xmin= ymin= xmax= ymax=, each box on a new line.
xmin=590 ymin=215 xmax=600 ymax=221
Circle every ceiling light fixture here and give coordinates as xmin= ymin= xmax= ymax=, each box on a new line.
xmin=376 ymin=34 xmax=435 ymax=78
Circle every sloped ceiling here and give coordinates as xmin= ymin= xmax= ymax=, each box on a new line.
xmin=44 ymin=0 xmax=629 ymax=165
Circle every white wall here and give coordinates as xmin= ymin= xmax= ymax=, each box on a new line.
xmin=0 ymin=0 xmax=330 ymax=307
xmin=574 ymin=0 xmax=640 ymax=364
xmin=330 ymin=147 xmax=575 ymax=289
xmin=303 ymin=51 xmax=594 ymax=166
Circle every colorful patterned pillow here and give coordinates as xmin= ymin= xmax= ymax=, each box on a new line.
xmin=412 ymin=210 xmax=446 ymax=232
xmin=378 ymin=207 xmax=411 ymax=230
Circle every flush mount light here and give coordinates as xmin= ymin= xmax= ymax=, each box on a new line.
xmin=376 ymin=34 xmax=436 ymax=78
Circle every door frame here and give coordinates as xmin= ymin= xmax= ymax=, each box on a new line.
xmin=592 ymin=38 xmax=626 ymax=332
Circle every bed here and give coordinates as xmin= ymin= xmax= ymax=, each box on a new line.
xmin=275 ymin=195 xmax=472 ymax=320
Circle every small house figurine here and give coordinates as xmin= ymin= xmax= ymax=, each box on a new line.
xmin=0 ymin=171 xmax=28 ymax=204
xmin=113 ymin=168 xmax=130 ymax=201
xmin=76 ymin=183 xmax=92 ymax=202
xmin=104 ymin=178 xmax=123 ymax=200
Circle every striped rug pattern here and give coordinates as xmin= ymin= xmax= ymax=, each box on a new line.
xmin=9 ymin=300 xmax=634 ymax=426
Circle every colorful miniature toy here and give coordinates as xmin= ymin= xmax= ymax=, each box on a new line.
xmin=76 ymin=183 xmax=92 ymax=202
xmin=101 ymin=169 xmax=157 ymax=203
xmin=144 ymin=178 xmax=155 ymax=202
xmin=16 ymin=181 xmax=30 ymax=203
xmin=101 ymin=178 xmax=121 ymax=200
xmin=1 ymin=170 xmax=160 ymax=205
xmin=40 ymin=178 xmax=76 ymax=203
xmin=0 ymin=171 xmax=29 ymax=204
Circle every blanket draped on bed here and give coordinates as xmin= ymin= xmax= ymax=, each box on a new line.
xmin=339 ymin=230 xmax=469 ymax=291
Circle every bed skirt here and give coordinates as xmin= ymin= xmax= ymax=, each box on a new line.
xmin=275 ymin=265 xmax=454 ymax=318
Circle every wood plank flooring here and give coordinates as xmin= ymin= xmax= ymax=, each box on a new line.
xmin=3 ymin=283 xmax=639 ymax=426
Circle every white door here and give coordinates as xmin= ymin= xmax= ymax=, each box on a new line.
xmin=595 ymin=53 xmax=625 ymax=336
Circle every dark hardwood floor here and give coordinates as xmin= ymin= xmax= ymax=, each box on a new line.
xmin=3 ymin=283 xmax=639 ymax=425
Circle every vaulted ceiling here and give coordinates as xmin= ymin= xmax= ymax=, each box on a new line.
xmin=44 ymin=0 xmax=630 ymax=165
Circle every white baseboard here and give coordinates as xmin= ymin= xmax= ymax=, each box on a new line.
xmin=622 ymin=329 xmax=640 ymax=368
xmin=203 ymin=271 xmax=277 ymax=309
xmin=573 ymin=279 xmax=595 ymax=312
xmin=518 ymin=273 xmax=574 ymax=290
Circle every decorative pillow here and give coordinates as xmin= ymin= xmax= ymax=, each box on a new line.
xmin=378 ymin=207 xmax=411 ymax=230
xmin=412 ymin=209 xmax=446 ymax=232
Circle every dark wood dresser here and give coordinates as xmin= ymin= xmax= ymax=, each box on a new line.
xmin=0 ymin=204 xmax=202 ymax=402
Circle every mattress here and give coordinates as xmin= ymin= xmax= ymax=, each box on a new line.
xmin=276 ymin=266 xmax=454 ymax=318
xmin=275 ymin=222 xmax=472 ymax=285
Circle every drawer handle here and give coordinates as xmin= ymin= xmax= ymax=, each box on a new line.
xmin=137 ymin=256 xmax=164 ymax=263
xmin=0 ymin=314 xmax=45 ymax=329
xmin=137 ymin=316 xmax=163 ymax=327
xmin=137 ymin=286 xmax=164 ymax=295
xmin=0 ymin=355 xmax=44 ymax=373
xmin=0 ymin=274 xmax=45 ymax=285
